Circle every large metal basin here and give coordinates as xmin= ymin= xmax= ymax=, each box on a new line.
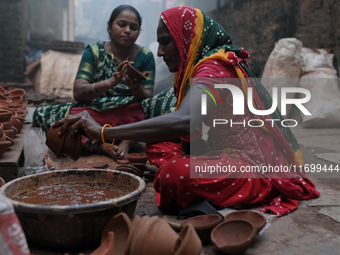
xmin=0 ymin=169 xmax=145 ymax=249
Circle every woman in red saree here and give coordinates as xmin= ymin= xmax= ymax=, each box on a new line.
xmin=54 ymin=6 xmax=319 ymax=216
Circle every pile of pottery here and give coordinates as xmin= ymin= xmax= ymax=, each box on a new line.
xmin=177 ymin=210 xmax=267 ymax=255
xmin=115 ymin=153 xmax=148 ymax=178
xmin=0 ymin=87 xmax=28 ymax=159
xmin=88 ymin=212 xmax=202 ymax=255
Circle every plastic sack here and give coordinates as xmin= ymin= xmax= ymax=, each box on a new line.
xmin=23 ymin=127 xmax=48 ymax=175
xmin=298 ymin=48 xmax=340 ymax=127
xmin=261 ymin=38 xmax=303 ymax=116
xmin=0 ymin=195 xmax=30 ymax=254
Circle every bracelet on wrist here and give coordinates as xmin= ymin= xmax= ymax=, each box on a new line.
xmin=101 ymin=124 xmax=115 ymax=148
xmin=92 ymin=83 xmax=100 ymax=96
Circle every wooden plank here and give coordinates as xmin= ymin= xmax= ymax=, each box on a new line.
xmin=0 ymin=123 xmax=31 ymax=182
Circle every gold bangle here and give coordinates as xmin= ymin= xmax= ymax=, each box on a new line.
xmin=101 ymin=124 xmax=115 ymax=148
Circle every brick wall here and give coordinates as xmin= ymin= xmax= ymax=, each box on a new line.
xmin=0 ymin=0 xmax=25 ymax=83
xmin=208 ymin=0 xmax=340 ymax=77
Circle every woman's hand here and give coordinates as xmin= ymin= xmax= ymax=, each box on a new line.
xmin=108 ymin=60 xmax=130 ymax=88
xmin=53 ymin=110 xmax=102 ymax=141
xmin=125 ymin=71 xmax=150 ymax=92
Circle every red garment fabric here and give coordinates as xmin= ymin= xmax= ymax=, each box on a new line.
xmin=148 ymin=59 xmax=319 ymax=216
xmin=70 ymin=102 xmax=146 ymax=127
xmin=70 ymin=102 xmax=146 ymax=143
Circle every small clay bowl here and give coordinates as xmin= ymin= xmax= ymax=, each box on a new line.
xmin=129 ymin=216 xmax=159 ymax=255
xmin=116 ymin=165 xmax=143 ymax=178
xmin=175 ymin=224 xmax=202 ymax=255
xmin=101 ymin=212 xmax=132 ymax=255
xmin=224 ymin=210 xmax=267 ymax=234
xmin=180 ymin=214 xmax=223 ymax=244
xmin=3 ymin=129 xmax=15 ymax=139
xmin=142 ymin=218 xmax=181 ymax=255
xmin=0 ymin=133 xmax=6 ymax=142
xmin=0 ymin=100 xmax=11 ymax=107
xmin=0 ymin=110 xmax=12 ymax=122
xmin=124 ymin=215 xmax=141 ymax=255
xmin=0 ymin=123 xmax=3 ymax=136
xmin=130 ymin=163 xmax=146 ymax=173
xmin=46 ymin=126 xmax=67 ymax=158
xmin=0 ymin=140 xmax=13 ymax=158
xmin=117 ymin=159 xmax=129 ymax=164
xmin=211 ymin=220 xmax=257 ymax=255
xmin=127 ymin=153 xmax=148 ymax=164
xmin=1 ymin=119 xmax=13 ymax=130
xmin=10 ymin=117 xmax=23 ymax=133
xmin=93 ymin=231 xmax=115 ymax=255
xmin=126 ymin=63 xmax=147 ymax=82
xmin=63 ymin=129 xmax=82 ymax=161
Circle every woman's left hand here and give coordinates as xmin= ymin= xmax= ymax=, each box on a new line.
xmin=53 ymin=110 xmax=102 ymax=141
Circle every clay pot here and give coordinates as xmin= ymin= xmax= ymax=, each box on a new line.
xmin=101 ymin=212 xmax=132 ymax=255
xmin=0 ymin=87 xmax=9 ymax=96
xmin=116 ymin=165 xmax=143 ymax=178
xmin=46 ymin=126 xmax=67 ymax=158
xmin=0 ymin=109 xmax=12 ymax=122
xmin=126 ymin=63 xmax=147 ymax=82
xmin=91 ymin=231 xmax=115 ymax=255
xmin=211 ymin=220 xmax=257 ymax=255
xmin=0 ymin=133 xmax=6 ymax=142
xmin=16 ymin=116 xmax=26 ymax=124
xmin=0 ymin=107 xmax=17 ymax=118
xmin=0 ymin=123 xmax=3 ymax=136
xmin=175 ymin=224 xmax=202 ymax=255
xmin=1 ymin=119 xmax=13 ymax=130
xmin=180 ymin=214 xmax=223 ymax=244
xmin=9 ymin=88 xmax=26 ymax=101
xmin=117 ymin=159 xmax=129 ymax=164
xmin=124 ymin=215 xmax=141 ymax=255
xmin=0 ymin=140 xmax=13 ymax=158
xmin=63 ymin=129 xmax=82 ymax=161
xmin=130 ymin=163 xmax=146 ymax=173
xmin=129 ymin=216 xmax=158 ymax=255
xmin=224 ymin=210 xmax=267 ymax=234
xmin=10 ymin=96 xmax=25 ymax=105
xmin=142 ymin=218 xmax=181 ymax=255
xmin=46 ymin=126 xmax=82 ymax=161
xmin=3 ymin=129 xmax=15 ymax=139
xmin=0 ymin=95 xmax=11 ymax=102
xmin=0 ymin=100 xmax=12 ymax=107
xmin=10 ymin=117 xmax=23 ymax=133
xmin=127 ymin=153 xmax=148 ymax=164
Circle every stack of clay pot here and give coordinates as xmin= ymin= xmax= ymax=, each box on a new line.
xmin=0 ymin=114 xmax=15 ymax=159
xmin=115 ymin=153 xmax=148 ymax=178
xmin=0 ymin=86 xmax=28 ymax=135
xmin=95 ymin=212 xmax=202 ymax=255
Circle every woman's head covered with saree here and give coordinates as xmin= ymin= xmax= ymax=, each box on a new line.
xmin=160 ymin=6 xmax=306 ymax=175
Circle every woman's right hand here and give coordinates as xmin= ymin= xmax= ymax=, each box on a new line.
xmin=108 ymin=60 xmax=130 ymax=88
xmin=53 ymin=110 xmax=102 ymax=142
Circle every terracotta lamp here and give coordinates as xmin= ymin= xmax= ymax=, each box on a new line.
xmin=126 ymin=63 xmax=147 ymax=82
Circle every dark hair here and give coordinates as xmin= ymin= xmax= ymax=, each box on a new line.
xmin=107 ymin=5 xmax=142 ymax=34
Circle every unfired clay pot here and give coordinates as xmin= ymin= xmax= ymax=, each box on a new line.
xmin=117 ymin=159 xmax=129 ymax=164
xmin=0 ymin=110 xmax=12 ymax=122
xmin=127 ymin=153 xmax=148 ymax=164
xmin=142 ymin=218 xmax=181 ymax=255
xmin=46 ymin=126 xmax=82 ymax=161
xmin=211 ymin=220 xmax=257 ymax=255
xmin=91 ymin=231 xmax=115 ymax=255
xmin=116 ymin=165 xmax=143 ymax=178
xmin=126 ymin=63 xmax=147 ymax=82
xmin=175 ymin=224 xmax=202 ymax=255
xmin=124 ymin=215 xmax=141 ymax=255
xmin=3 ymin=129 xmax=15 ymax=139
xmin=180 ymin=214 xmax=223 ymax=244
xmin=224 ymin=210 xmax=267 ymax=234
xmin=101 ymin=212 xmax=132 ymax=255
xmin=130 ymin=163 xmax=146 ymax=173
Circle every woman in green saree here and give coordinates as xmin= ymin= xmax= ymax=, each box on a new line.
xmin=33 ymin=5 xmax=176 ymax=159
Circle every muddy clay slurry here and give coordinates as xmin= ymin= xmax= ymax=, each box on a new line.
xmin=14 ymin=184 xmax=124 ymax=205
